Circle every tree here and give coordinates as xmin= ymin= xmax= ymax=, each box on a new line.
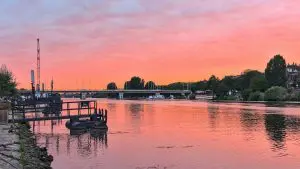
xmin=249 ymin=75 xmax=269 ymax=92
xmin=264 ymin=86 xmax=287 ymax=101
xmin=215 ymin=82 xmax=229 ymax=98
xmin=265 ymin=55 xmax=287 ymax=87
xmin=124 ymin=81 xmax=130 ymax=89
xmin=238 ymin=70 xmax=263 ymax=90
xmin=127 ymin=76 xmax=144 ymax=89
xmin=166 ymin=82 xmax=185 ymax=90
xmin=207 ymin=75 xmax=219 ymax=98
xmin=0 ymin=65 xmax=17 ymax=97
xmin=107 ymin=82 xmax=117 ymax=90
xmin=191 ymin=80 xmax=207 ymax=92
xmin=144 ymin=81 xmax=156 ymax=90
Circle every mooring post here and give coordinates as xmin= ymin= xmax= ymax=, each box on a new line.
xmin=104 ymin=109 xmax=107 ymax=123
xmin=67 ymin=102 xmax=70 ymax=117
xmin=88 ymin=102 xmax=90 ymax=115
xmin=34 ymin=104 xmax=37 ymax=120
xmin=78 ymin=102 xmax=80 ymax=116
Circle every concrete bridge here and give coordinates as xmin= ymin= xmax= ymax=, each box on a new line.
xmin=21 ymin=89 xmax=192 ymax=99
xmin=53 ymin=89 xmax=192 ymax=99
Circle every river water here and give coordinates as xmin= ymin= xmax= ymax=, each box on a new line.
xmin=32 ymin=99 xmax=300 ymax=169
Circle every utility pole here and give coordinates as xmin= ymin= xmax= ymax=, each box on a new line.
xmin=37 ymin=38 xmax=41 ymax=93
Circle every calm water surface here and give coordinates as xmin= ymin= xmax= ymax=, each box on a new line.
xmin=32 ymin=99 xmax=300 ymax=169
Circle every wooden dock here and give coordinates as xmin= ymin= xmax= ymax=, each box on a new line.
xmin=8 ymin=100 xmax=108 ymax=123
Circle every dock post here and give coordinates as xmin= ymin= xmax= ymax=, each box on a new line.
xmin=104 ymin=109 xmax=107 ymax=123
xmin=67 ymin=102 xmax=70 ymax=117
xmin=78 ymin=102 xmax=80 ymax=116
xmin=88 ymin=102 xmax=90 ymax=115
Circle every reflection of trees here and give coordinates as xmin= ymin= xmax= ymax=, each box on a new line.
xmin=106 ymin=102 xmax=117 ymax=112
xmin=207 ymin=105 xmax=219 ymax=129
xmin=264 ymin=113 xmax=286 ymax=151
xmin=240 ymin=109 xmax=262 ymax=132
xmin=128 ymin=103 xmax=144 ymax=118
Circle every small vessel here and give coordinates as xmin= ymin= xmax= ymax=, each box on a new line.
xmin=65 ymin=114 xmax=107 ymax=130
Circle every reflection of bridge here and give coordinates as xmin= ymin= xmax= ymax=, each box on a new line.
xmin=45 ymin=90 xmax=192 ymax=99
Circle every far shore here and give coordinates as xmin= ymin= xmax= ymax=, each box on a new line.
xmin=209 ymin=100 xmax=300 ymax=105
xmin=87 ymin=97 xmax=300 ymax=105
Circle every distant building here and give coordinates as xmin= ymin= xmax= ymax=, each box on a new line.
xmin=287 ymin=64 xmax=300 ymax=89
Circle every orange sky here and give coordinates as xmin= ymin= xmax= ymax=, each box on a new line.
xmin=0 ymin=0 xmax=300 ymax=89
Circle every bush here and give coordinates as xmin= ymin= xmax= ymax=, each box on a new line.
xmin=264 ymin=86 xmax=288 ymax=101
xmin=248 ymin=91 xmax=264 ymax=101
xmin=241 ymin=89 xmax=252 ymax=101
xmin=288 ymin=91 xmax=300 ymax=101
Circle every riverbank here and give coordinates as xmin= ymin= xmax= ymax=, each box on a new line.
xmin=0 ymin=105 xmax=53 ymax=169
xmin=210 ymin=100 xmax=300 ymax=105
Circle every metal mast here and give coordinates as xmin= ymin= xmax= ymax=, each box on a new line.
xmin=37 ymin=38 xmax=41 ymax=92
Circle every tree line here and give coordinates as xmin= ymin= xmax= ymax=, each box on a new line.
xmin=107 ymin=54 xmax=300 ymax=101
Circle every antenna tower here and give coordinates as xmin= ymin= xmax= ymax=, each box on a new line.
xmin=37 ymin=38 xmax=41 ymax=92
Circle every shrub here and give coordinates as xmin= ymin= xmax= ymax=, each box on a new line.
xmin=264 ymin=86 xmax=288 ymax=101
xmin=288 ymin=91 xmax=300 ymax=101
xmin=248 ymin=91 xmax=264 ymax=101
xmin=241 ymin=89 xmax=252 ymax=101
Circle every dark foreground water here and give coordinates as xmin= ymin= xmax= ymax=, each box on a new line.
xmin=32 ymin=99 xmax=300 ymax=169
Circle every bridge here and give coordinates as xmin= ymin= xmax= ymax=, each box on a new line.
xmin=20 ymin=89 xmax=192 ymax=99
xmin=52 ymin=89 xmax=192 ymax=99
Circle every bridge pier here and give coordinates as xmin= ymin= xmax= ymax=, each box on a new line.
xmin=118 ymin=92 xmax=124 ymax=100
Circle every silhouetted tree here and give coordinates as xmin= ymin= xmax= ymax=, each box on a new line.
xmin=238 ymin=70 xmax=263 ymax=90
xmin=107 ymin=82 xmax=117 ymax=90
xmin=207 ymin=75 xmax=219 ymax=98
xmin=249 ymin=74 xmax=269 ymax=92
xmin=124 ymin=81 xmax=130 ymax=89
xmin=0 ymin=65 xmax=17 ymax=97
xmin=215 ymin=81 xmax=229 ymax=98
xmin=144 ymin=81 xmax=156 ymax=90
xmin=127 ymin=76 xmax=144 ymax=89
xmin=191 ymin=80 xmax=207 ymax=92
xmin=265 ymin=55 xmax=287 ymax=87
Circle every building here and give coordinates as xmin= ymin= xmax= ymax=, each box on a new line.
xmin=287 ymin=64 xmax=300 ymax=89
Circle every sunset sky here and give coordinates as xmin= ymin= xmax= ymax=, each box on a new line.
xmin=0 ymin=0 xmax=300 ymax=90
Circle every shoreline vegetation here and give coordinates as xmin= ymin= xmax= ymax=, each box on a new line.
xmin=105 ymin=55 xmax=300 ymax=102
xmin=0 ymin=104 xmax=53 ymax=169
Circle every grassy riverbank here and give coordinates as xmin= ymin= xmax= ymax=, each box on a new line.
xmin=0 ymin=105 xmax=53 ymax=169
xmin=18 ymin=122 xmax=53 ymax=169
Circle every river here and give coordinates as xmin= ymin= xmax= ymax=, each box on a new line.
xmin=32 ymin=99 xmax=300 ymax=169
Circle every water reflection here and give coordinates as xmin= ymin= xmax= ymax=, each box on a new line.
xmin=207 ymin=105 xmax=220 ymax=129
xmin=128 ymin=103 xmax=144 ymax=117
xmin=32 ymin=100 xmax=300 ymax=169
xmin=106 ymin=102 xmax=117 ymax=112
xmin=240 ymin=109 xmax=262 ymax=132
xmin=264 ymin=113 xmax=287 ymax=152
xmin=33 ymin=123 xmax=108 ymax=159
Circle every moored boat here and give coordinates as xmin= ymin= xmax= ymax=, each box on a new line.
xmin=65 ymin=114 xmax=107 ymax=130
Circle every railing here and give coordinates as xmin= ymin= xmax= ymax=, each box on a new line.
xmin=9 ymin=100 xmax=108 ymax=123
